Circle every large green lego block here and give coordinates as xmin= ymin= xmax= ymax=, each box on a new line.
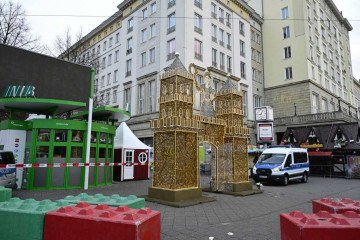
xmin=0 ymin=198 xmax=72 ymax=240
xmin=0 ymin=186 xmax=11 ymax=202
xmin=61 ymin=193 xmax=145 ymax=209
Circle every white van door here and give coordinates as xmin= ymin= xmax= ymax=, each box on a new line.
xmin=123 ymin=150 xmax=134 ymax=180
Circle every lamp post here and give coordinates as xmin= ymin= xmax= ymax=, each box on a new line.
xmin=294 ymin=103 xmax=297 ymax=116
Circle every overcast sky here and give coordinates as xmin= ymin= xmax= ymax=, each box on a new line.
xmin=16 ymin=0 xmax=360 ymax=79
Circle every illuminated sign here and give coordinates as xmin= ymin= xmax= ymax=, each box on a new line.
xmin=3 ymin=85 xmax=35 ymax=98
xmin=300 ymin=143 xmax=324 ymax=149
xmin=257 ymin=123 xmax=274 ymax=142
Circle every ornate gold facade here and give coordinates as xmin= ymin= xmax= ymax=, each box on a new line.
xmin=149 ymin=55 xmax=250 ymax=201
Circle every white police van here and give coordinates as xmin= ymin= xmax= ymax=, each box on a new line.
xmin=252 ymin=146 xmax=309 ymax=186
xmin=0 ymin=151 xmax=17 ymax=189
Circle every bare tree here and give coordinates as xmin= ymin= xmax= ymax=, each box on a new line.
xmin=0 ymin=1 xmax=43 ymax=51
xmin=54 ymin=27 xmax=84 ymax=63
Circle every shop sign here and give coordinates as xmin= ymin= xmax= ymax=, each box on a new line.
xmin=257 ymin=123 xmax=273 ymax=142
xmin=300 ymin=143 xmax=324 ymax=149
xmin=3 ymin=85 xmax=35 ymax=98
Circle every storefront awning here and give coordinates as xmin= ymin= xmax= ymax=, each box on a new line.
xmin=308 ymin=151 xmax=332 ymax=157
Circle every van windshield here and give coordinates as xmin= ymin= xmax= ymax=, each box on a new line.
xmin=258 ymin=153 xmax=286 ymax=164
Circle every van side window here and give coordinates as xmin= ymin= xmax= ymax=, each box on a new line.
xmin=294 ymin=152 xmax=307 ymax=163
xmin=285 ymin=155 xmax=292 ymax=167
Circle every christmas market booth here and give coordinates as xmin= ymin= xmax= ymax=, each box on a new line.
xmin=113 ymin=122 xmax=151 ymax=182
xmin=281 ymin=123 xmax=360 ymax=179
xmin=0 ymin=99 xmax=130 ymax=190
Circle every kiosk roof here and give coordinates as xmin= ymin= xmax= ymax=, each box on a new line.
xmin=70 ymin=106 xmax=130 ymax=122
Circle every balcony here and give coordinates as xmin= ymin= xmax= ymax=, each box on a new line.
xmin=194 ymin=26 xmax=203 ymax=35
xmin=125 ymin=71 xmax=131 ymax=77
xmin=195 ymin=53 xmax=203 ymax=61
xmin=240 ymin=52 xmax=245 ymax=57
xmin=226 ymin=22 xmax=231 ymax=28
xmin=168 ymin=0 xmax=175 ymax=8
xmin=167 ymin=26 xmax=175 ymax=34
xmin=274 ymin=111 xmax=358 ymax=128
xmin=194 ymin=0 xmax=202 ymax=9
xmin=126 ymin=48 xmax=132 ymax=55
xmin=219 ymin=17 xmax=224 ymax=23
xmin=211 ymin=12 xmax=217 ymax=19
xmin=127 ymin=27 xmax=133 ymax=34
xmin=219 ymin=41 xmax=224 ymax=46
xmin=227 ymin=44 xmax=231 ymax=50
xmin=212 ymin=36 xmax=217 ymax=43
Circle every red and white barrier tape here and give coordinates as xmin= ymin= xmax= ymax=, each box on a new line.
xmin=0 ymin=162 xmax=148 ymax=169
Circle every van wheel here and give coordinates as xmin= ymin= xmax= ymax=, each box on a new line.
xmin=282 ymin=175 xmax=289 ymax=186
xmin=301 ymin=172 xmax=308 ymax=183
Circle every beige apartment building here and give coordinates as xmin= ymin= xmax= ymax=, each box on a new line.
xmin=248 ymin=0 xmax=358 ymax=142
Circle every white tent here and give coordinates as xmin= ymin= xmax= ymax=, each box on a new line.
xmin=114 ymin=122 xmax=151 ymax=149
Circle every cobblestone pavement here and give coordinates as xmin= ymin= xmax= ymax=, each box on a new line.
xmin=13 ymin=176 xmax=360 ymax=240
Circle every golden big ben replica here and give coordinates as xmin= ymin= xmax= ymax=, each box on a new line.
xmin=148 ymin=54 xmax=251 ymax=204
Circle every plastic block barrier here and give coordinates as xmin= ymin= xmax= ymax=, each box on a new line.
xmin=44 ymin=202 xmax=161 ymax=240
xmin=313 ymin=198 xmax=360 ymax=214
xmin=0 ymin=198 xmax=72 ymax=240
xmin=61 ymin=193 xmax=145 ymax=209
xmin=280 ymin=210 xmax=360 ymax=240
xmin=0 ymin=186 xmax=11 ymax=202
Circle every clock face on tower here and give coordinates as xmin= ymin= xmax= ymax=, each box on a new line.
xmin=255 ymin=107 xmax=267 ymax=121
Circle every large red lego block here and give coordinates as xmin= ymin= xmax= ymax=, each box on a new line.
xmin=280 ymin=210 xmax=360 ymax=240
xmin=44 ymin=202 xmax=161 ymax=240
xmin=313 ymin=198 xmax=360 ymax=214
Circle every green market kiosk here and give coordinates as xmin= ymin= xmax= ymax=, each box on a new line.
xmin=0 ymin=98 xmax=130 ymax=190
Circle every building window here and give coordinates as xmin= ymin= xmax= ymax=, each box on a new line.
xmin=149 ymin=47 xmax=156 ymax=63
xmin=148 ymin=80 xmax=156 ymax=112
xmin=219 ymin=28 xmax=224 ymax=46
xmin=115 ymin=50 xmax=119 ymax=63
xmin=94 ymin=79 xmax=98 ymax=93
xmin=220 ymin=52 xmax=225 ymax=71
xmin=142 ymin=8 xmax=148 ymax=20
xmin=226 ymin=33 xmax=231 ymax=50
xmin=114 ymin=70 xmax=118 ymax=83
xmin=211 ymin=3 xmax=217 ymax=19
xmin=281 ymin=7 xmax=289 ymax=19
xmin=141 ymin=28 xmax=147 ymax=43
xmin=312 ymin=93 xmax=320 ymax=113
xmin=253 ymin=95 xmax=262 ymax=108
xmin=141 ymin=52 xmax=147 ymax=67
xmin=138 ymin=152 xmax=148 ymax=164
xmin=252 ymin=68 xmax=257 ymax=81
xmin=240 ymin=62 xmax=246 ymax=78
xmin=138 ymin=83 xmax=145 ymax=114
xmin=167 ymin=12 xmax=176 ymax=34
xmin=227 ymin=56 xmax=232 ymax=73
xmin=194 ymin=13 xmax=203 ymax=34
xmin=126 ymin=59 xmax=132 ymax=77
xmin=212 ymin=48 xmax=217 ymax=67
xmin=101 ymin=57 xmax=106 ymax=69
xmin=226 ymin=13 xmax=231 ymax=28
xmin=214 ymin=79 xmax=222 ymax=92
xmin=321 ymin=98 xmax=328 ymax=112
xmin=116 ymin=33 xmax=120 ymax=43
xmin=219 ymin=8 xmax=224 ymax=23
xmin=113 ymin=90 xmax=117 ymax=103
xmin=124 ymin=88 xmax=131 ymax=111
xmin=150 ymin=2 xmax=157 ymax=14
xmin=109 ymin=37 xmax=113 ymax=47
xmin=284 ymin=46 xmax=291 ymax=59
xmin=150 ymin=23 xmax=156 ymax=38
xmin=194 ymin=39 xmax=203 ymax=61
xmin=126 ymin=37 xmax=133 ymax=54
xmin=106 ymin=92 xmax=110 ymax=104
xmin=107 ymin=73 xmax=111 ymax=85
xmin=108 ymin=54 xmax=112 ymax=66
xmin=127 ymin=18 xmax=133 ymax=33
xmin=239 ymin=21 xmax=245 ymax=35
xmin=97 ymin=45 xmax=100 ymax=54
xmin=101 ymin=76 xmax=105 ymax=87
xmin=283 ymin=26 xmax=290 ymax=39
xmin=240 ymin=40 xmax=245 ymax=57
xmin=285 ymin=67 xmax=293 ymax=79
xmin=167 ymin=38 xmax=176 ymax=60
xmin=211 ymin=24 xmax=217 ymax=42
xmin=103 ymin=41 xmax=107 ymax=51
xmin=242 ymin=91 xmax=248 ymax=116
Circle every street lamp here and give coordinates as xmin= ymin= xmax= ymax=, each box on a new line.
xmin=294 ymin=103 xmax=297 ymax=116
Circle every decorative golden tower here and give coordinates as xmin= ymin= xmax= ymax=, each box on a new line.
xmin=214 ymin=75 xmax=251 ymax=192
xmin=148 ymin=53 xmax=202 ymax=202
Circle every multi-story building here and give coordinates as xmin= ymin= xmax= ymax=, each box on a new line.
xmin=63 ymin=0 xmax=264 ymax=146
xmin=248 ymin=0 xmax=358 ymax=142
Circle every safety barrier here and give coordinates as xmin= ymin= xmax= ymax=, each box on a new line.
xmin=0 ymin=186 xmax=11 ymax=202
xmin=0 ymin=198 xmax=72 ymax=240
xmin=280 ymin=210 xmax=360 ymax=240
xmin=312 ymin=198 xmax=360 ymax=214
xmin=60 ymin=193 xmax=145 ymax=209
xmin=44 ymin=202 xmax=161 ymax=240
xmin=0 ymin=162 xmax=147 ymax=169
